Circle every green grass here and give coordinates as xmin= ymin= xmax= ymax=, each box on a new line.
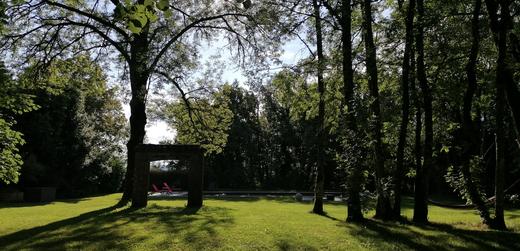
xmin=1 ymin=194 xmax=519 ymax=250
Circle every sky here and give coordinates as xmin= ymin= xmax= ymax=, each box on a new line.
xmin=124 ymin=38 xmax=310 ymax=144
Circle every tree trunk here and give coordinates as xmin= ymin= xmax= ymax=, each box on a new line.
xmin=505 ymin=78 xmax=520 ymax=146
xmin=459 ymin=0 xmax=494 ymax=227
xmin=484 ymin=0 xmax=513 ymax=230
xmin=411 ymin=38 xmax=422 ymax=197
xmin=393 ymin=0 xmax=415 ymax=219
xmin=121 ymin=30 xmax=150 ymax=205
xmin=483 ymin=2 xmax=520 ymax=145
xmin=507 ymin=33 xmax=520 ymax=143
xmin=492 ymin=1 xmax=509 ymax=230
xmin=341 ymin=0 xmax=363 ymax=222
xmin=312 ymin=0 xmax=326 ymax=215
xmin=503 ymin=35 xmax=520 ymax=145
xmin=362 ymin=0 xmax=391 ymax=220
xmin=413 ymin=0 xmax=432 ymax=223
xmin=494 ymin=80 xmax=506 ymax=230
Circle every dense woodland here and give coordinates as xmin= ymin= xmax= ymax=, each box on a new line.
xmin=1 ymin=0 xmax=520 ymax=230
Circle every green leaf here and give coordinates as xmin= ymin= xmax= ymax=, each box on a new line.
xmin=143 ymin=0 xmax=154 ymax=7
xmin=157 ymin=0 xmax=169 ymax=11
xmin=164 ymin=9 xmax=172 ymax=18
xmin=130 ymin=12 xmax=148 ymax=28
xmin=145 ymin=10 xmax=158 ymax=23
xmin=128 ymin=21 xmax=142 ymax=34
xmin=135 ymin=4 xmax=146 ymax=13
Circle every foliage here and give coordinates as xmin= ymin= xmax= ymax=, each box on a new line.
xmin=0 ymin=63 xmax=38 ymax=184
xmin=0 ymin=118 xmax=24 ymax=184
xmin=207 ymin=84 xmax=265 ymax=188
xmin=164 ymin=85 xmax=233 ymax=154
xmin=17 ymin=56 xmax=127 ymax=196
xmin=444 ymin=156 xmax=487 ymax=205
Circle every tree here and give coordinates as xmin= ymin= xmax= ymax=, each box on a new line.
xmin=207 ymin=84 xmax=262 ymax=189
xmin=483 ymin=0 xmax=520 ymax=146
xmin=3 ymin=0 xmax=270 ymax=206
xmin=163 ymin=85 xmax=233 ymax=155
xmin=483 ymin=0 xmax=516 ymax=230
xmin=457 ymin=0 xmax=495 ymax=227
xmin=312 ymin=0 xmax=327 ymax=215
xmin=362 ymin=0 xmax=391 ymax=220
xmin=322 ymin=0 xmax=365 ymax=222
xmin=412 ymin=0 xmax=433 ymax=223
xmin=0 ymin=63 xmax=38 ymax=184
xmin=260 ymin=76 xmax=310 ymax=190
xmin=18 ymin=56 xmax=127 ymax=196
xmin=340 ymin=0 xmax=364 ymax=222
xmin=392 ymin=0 xmax=415 ymax=219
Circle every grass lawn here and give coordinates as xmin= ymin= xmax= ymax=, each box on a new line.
xmin=1 ymin=194 xmax=519 ymax=250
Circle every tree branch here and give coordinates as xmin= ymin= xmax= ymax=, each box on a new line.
xmin=148 ymin=13 xmax=251 ymax=73
xmin=55 ymin=20 xmax=131 ymax=62
xmin=44 ymin=0 xmax=130 ymax=40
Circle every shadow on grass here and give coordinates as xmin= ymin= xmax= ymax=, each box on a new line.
xmin=0 ymin=202 xmax=54 ymax=209
xmin=0 ymin=194 xmax=115 ymax=208
xmin=0 ymin=203 xmax=234 ymax=251
xmin=335 ymin=218 xmax=520 ymax=251
xmin=275 ymin=238 xmax=318 ymax=251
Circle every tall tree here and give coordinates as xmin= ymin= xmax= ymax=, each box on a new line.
xmin=312 ymin=0 xmax=326 ymax=215
xmin=321 ymin=0 xmax=365 ymax=221
xmin=483 ymin=1 xmax=520 ymax=145
xmin=342 ymin=0 xmax=364 ymax=222
xmin=483 ymin=0 xmax=514 ymax=230
xmin=392 ymin=0 xmax=415 ymax=219
xmin=362 ymin=0 xmax=391 ymax=220
xmin=413 ymin=0 xmax=432 ymax=223
xmin=4 ymin=0 xmax=264 ymax=206
xmin=458 ymin=0 xmax=494 ymax=227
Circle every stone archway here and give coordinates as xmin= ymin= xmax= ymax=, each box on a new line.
xmin=131 ymin=144 xmax=204 ymax=208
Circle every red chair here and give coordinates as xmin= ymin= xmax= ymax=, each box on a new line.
xmin=162 ymin=182 xmax=174 ymax=193
xmin=152 ymin=184 xmax=163 ymax=193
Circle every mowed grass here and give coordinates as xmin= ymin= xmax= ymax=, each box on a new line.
xmin=1 ymin=194 xmax=519 ymax=250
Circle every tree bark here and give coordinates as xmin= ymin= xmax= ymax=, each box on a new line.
xmin=312 ymin=0 xmax=326 ymax=215
xmin=505 ymin=78 xmax=520 ymax=146
xmin=459 ymin=0 xmax=494 ymax=227
xmin=491 ymin=1 xmax=509 ymax=230
xmin=411 ymin=38 xmax=422 ymax=207
xmin=502 ymin=24 xmax=520 ymax=149
xmin=362 ymin=0 xmax=391 ymax=220
xmin=340 ymin=0 xmax=364 ymax=222
xmin=393 ymin=0 xmax=415 ymax=219
xmin=413 ymin=0 xmax=432 ymax=224
xmin=494 ymin=79 xmax=506 ymax=230
xmin=484 ymin=0 xmax=513 ymax=230
xmin=121 ymin=29 xmax=150 ymax=205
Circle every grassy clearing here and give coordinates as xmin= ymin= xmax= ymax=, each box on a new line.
xmin=1 ymin=194 xmax=519 ymax=250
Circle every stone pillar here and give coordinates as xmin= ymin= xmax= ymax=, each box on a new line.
xmin=132 ymin=153 xmax=150 ymax=208
xmin=187 ymin=152 xmax=204 ymax=208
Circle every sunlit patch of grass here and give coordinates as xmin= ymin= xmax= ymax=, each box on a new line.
xmin=1 ymin=194 xmax=519 ymax=250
